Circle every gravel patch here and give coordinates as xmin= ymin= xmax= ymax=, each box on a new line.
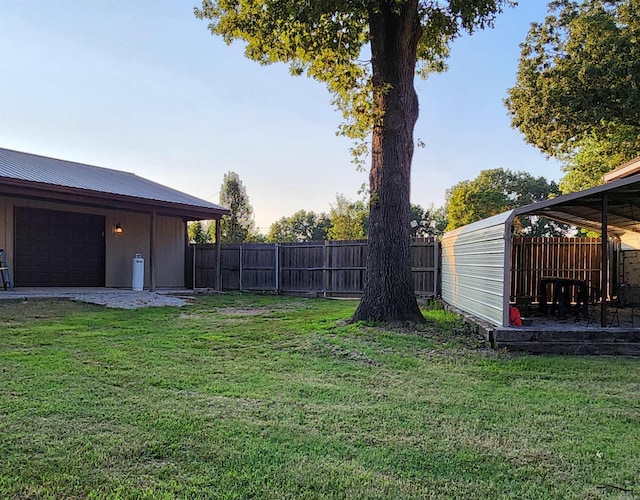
xmin=70 ymin=291 xmax=190 ymax=309
xmin=1 ymin=290 xmax=192 ymax=309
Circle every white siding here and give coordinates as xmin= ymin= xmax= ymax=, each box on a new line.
xmin=441 ymin=213 xmax=511 ymax=326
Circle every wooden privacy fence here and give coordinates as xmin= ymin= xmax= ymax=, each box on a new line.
xmin=189 ymin=237 xmax=610 ymax=302
xmin=188 ymin=238 xmax=439 ymax=297
xmin=510 ymin=237 xmax=603 ymax=303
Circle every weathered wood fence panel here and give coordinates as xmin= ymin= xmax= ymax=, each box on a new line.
xmin=241 ymin=244 xmax=278 ymax=291
xmin=510 ymin=237 xmax=602 ymax=303
xmin=186 ymin=244 xmax=219 ymax=289
xmin=218 ymin=244 xmax=277 ymax=291
xmin=325 ymin=241 xmax=368 ymax=295
xmin=194 ymin=238 xmax=440 ymax=296
xmin=280 ymin=242 xmax=325 ymax=293
xmin=220 ymin=244 xmax=240 ymax=290
xmin=411 ymin=237 xmax=439 ymax=297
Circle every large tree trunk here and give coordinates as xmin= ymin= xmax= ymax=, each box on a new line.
xmin=351 ymin=0 xmax=425 ymax=324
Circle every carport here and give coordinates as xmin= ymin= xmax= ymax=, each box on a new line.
xmin=441 ymin=161 xmax=640 ymax=353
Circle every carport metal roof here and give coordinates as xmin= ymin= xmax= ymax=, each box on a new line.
xmin=512 ymin=173 xmax=640 ymax=237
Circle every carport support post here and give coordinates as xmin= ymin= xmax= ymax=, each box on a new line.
xmin=601 ymin=194 xmax=608 ymax=327
xmin=215 ymin=216 xmax=222 ymax=291
xmin=150 ymin=211 xmax=157 ymax=292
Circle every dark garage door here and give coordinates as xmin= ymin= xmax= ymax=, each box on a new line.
xmin=14 ymin=207 xmax=105 ymax=287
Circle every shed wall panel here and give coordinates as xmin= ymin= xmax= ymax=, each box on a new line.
xmin=441 ymin=221 xmax=507 ymax=326
xmin=154 ymin=217 xmax=185 ymax=287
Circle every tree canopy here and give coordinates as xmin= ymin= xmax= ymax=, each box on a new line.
xmin=197 ymin=1 xmax=512 ymax=142
xmin=559 ymin=125 xmax=640 ymax=193
xmin=266 ymin=210 xmax=331 ymax=242
xmin=219 ymin=171 xmax=257 ymax=243
xmin=187 ymin=220 xmax=213 ymax=244
xmin=327 ymin=194 xmax=369 ymax=241
xmin=446 ymin=168 xmax=567 ymax=236
xmin=196 ymin=0 xmax=513 ymax=323
xmin=505 ymin=0 xmax=640 ymax=180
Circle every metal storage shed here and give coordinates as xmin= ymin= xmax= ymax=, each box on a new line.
xmin=441 ymin=171 xmax=640 ymax=329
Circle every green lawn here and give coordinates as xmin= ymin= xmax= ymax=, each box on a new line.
xmin=1 ymin=294 xmax=638 ymax=499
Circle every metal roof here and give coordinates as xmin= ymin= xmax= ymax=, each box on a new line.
xmin=0 ymin=147 xmax=229 ymax=218
xmin=440 ymin=210 xmax=514 ymax=240
xmin=513 ymin=173 xmax=640 ymax=236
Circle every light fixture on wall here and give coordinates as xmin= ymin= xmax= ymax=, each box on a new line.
xmin=114 ymin=223 xmax=124 ymax=234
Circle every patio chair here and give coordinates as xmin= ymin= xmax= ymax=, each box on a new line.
xmin=586 ymin=293 xmax=619 ymax=327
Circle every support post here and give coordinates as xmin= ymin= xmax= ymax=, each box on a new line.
xmin=601 ymin=193 xmax=608 ymax=327
xmin=323 ymin=240 xmax=330 ymax=297
xmin=274 ymin=243 xmax=279 ymax=293
xmin=239 ymin=245 xmax=243 ymax=291
xmin=433 ymin=236 xmax=439 ymax=297
xmin=192 ymin=244 xmax=197 ymax=290
xmin=149 ymin=211 xmax=156 ymax=292
xmin=215 ymin=217 xmax=222 ymax=291
xmin=503 ymin=222 xmax=514 ymax=327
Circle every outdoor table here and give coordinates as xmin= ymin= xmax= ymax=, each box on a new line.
xmin=539 ymin=277 xmax=589 ymax=318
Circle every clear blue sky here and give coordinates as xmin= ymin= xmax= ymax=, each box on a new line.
xmin=0 ymin=1 xmax=561 ymax=233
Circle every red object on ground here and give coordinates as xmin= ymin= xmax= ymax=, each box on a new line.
xmin=510 ymin=305 xmax=522 ymax=327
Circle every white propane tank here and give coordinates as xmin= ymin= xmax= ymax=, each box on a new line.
xmin=132 ymin=254 xmax=144 ymax=291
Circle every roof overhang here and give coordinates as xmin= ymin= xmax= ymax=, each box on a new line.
xmin=511 ymin=173 xmax=640 ymax=236
xmin=0 ymin=176 xmax=230 ymax=220
xmin=602 ymin=155 xmax=640 ymax=183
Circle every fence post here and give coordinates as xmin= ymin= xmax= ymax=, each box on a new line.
xmin=323 ymin=240 xmax=330 ymax=297
xmin=192 ymin=244 xmax=197 ymax=290
xmin=274 ymin=243 xmax=279 ymax=293
xmin=239 ymin=245 xmax=243 ymax=291
xmin=433 ymin=237 xmax=439 ymax=297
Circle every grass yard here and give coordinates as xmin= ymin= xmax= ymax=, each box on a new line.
xmin=0 ymin=294 xmax=638 ymax=499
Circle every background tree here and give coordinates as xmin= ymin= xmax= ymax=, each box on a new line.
xmin=266 ymin=210 xmax=331 ymax=243
xmin=445 ymin=168 xmax=567 ymax=236
xmin=427 ymin=204 xmax=449 ymax=236
xmin=187 ymin=220 xmax=213 ymax=244
xmin=559 ymin=125 xmax=640 ymax=193
xmin=196 ymin=0 xmax=513 ymax=323
xmin=410 ymin=203 xmax=448 ymax=237
xmin=327 ymin=194 xmax=369 ymax=240
xmin=505 ymin=0 xmax=640 ymax=190
xmin=219 ymin=171 xmax=257 ymax=243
